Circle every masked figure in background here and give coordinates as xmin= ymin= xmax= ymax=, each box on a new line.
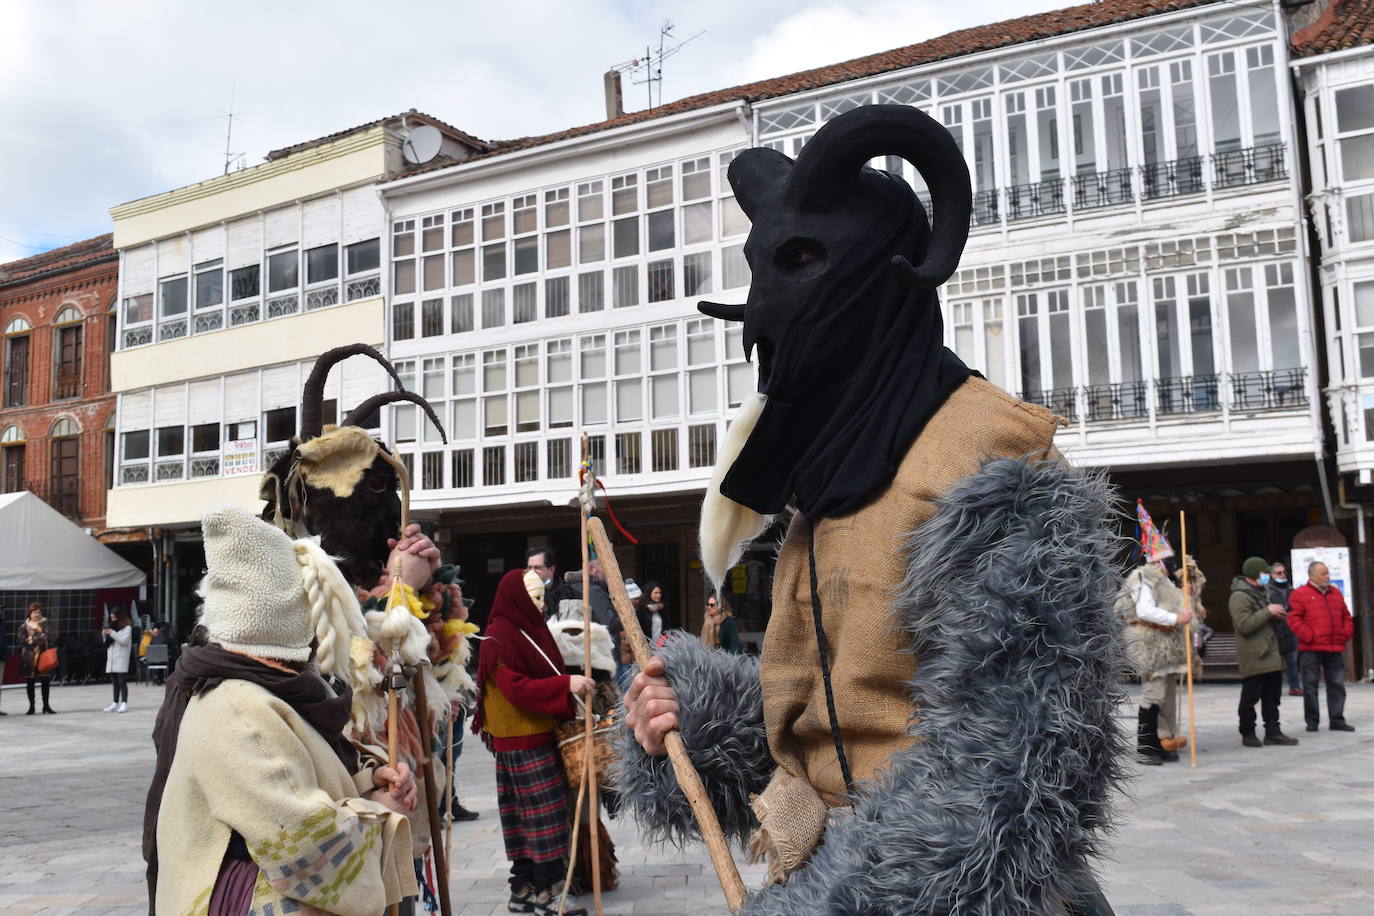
xmin=259 ymin=343 xmax=475 ymax=909
xmin=474 ymin=569 xmax=594 ymax=916
xmin=1116 ymin=501 xmax=1204 ymax=766
xmin=615 ymin=104 xmax=1126 ymax=914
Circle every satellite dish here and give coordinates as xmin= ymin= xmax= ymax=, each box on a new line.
xmin=402 ymin=125 xmax=443 ymax=165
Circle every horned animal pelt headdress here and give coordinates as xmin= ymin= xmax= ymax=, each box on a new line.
xmin=699 ymin=104 xmax=974 ymax=584
xmin=260 ymin=344 xmax=448 ymax=588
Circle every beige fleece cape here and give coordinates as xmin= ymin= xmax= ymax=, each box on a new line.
xmin=156 ymin=678 xmax=416 ymax=916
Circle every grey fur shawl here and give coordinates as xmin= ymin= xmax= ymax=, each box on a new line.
xmin=613 ymin=457 xmax=1127 ymax=914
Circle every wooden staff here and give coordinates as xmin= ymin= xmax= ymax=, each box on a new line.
xmin=587 ymin=517 xmax=747 ymax=912
xmin=412 ymin=672 xmax=453 ymax=916
xmin=382 ymin=555 xmax=406 ymax=916
xmin=557 ymin=751 xmax=589 ymax=916
xmin=1179 ymin=512 xmax=1198 ymax=768
xmin=385 ymin=661 xmax=403 ymax=916
xmin=444 ymin=713 xmax=455 ymax=865
xmin=579 ymin=434 xmax=603 ymax=915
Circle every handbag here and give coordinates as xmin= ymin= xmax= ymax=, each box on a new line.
xmin=37 ymin=647 xmax=59 ymax=674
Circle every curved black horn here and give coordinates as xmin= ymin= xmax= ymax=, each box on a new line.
xmin=343 ymin=391 xmax=448 ymax=444
xmin=726 ymin=146 xmax=793 ymax=219
xmin=697 ymin=301 xmax=746 ymax=322
xmin=301 ymin=344 xmax=407 ymax=440
xmin=784 ymin=104 xmax=972 ymax=289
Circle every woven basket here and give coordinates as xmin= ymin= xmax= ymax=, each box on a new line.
xmin=557 ymin=714 xmax=618 ymax=790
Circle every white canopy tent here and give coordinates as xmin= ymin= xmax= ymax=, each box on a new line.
xmin=0 ymin=491 xmax=145 ymax=590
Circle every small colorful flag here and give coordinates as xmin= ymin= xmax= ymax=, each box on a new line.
xmin=1136 ymin=499 xmax=1175 ymax=563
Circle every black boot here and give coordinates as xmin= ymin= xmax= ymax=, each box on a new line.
xmin=26 ymin=680 xmax=36 ymax=715
xmin=40 ymin=679 xmax=55 ymax=714
xmin=1137 ymin=707 xmax=1164 ymax=766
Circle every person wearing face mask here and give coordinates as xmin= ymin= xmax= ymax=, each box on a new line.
xmin=1265 ymin=562 xmax=1301 ymax=696
xmin=526 ymin=547 xmax=568 ymax=621
xmin=1287 ymin=561 xmax=1356 ymax=732
xmin=1229 ymin=557 xmax=1300 ymax=748
xmin=1115 ymin=503 xmax=1192 ymax=766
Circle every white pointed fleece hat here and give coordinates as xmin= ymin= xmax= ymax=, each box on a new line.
xmin=199 ymin=503 xmax=313 ymax=662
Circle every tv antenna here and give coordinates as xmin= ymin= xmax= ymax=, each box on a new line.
xmin=219 ymin=81 xmax=247 ymax=175
xmin=612 ymin=20 xmax=705 ymax=110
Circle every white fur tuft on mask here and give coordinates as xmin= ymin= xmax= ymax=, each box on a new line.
xmin=699 ymin=392 xmax=773 ymax=589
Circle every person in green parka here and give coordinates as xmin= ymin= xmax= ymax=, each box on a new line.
xmin=1228 ymin=556 xmax=1300 ymax=749
xmin=700 ymin=593 xmax=741 ymax=654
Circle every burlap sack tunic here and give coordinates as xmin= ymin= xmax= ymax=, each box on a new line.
xmin=754 ymin=376 xmax=1059 ymax=864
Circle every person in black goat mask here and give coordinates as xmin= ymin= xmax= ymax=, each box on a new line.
xmin=617 ymin=105 xmax=1127 ymax=915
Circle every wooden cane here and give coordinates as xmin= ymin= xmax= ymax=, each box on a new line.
xmin=557 ymin=752 xmax=590 ymax=916
xmin=578 ymin=434 xmax=603 ymax=916
xmin=412 ymin=673 xmax=453 ymax=916
xmin=444 ymin=712 xmax=456 ymax=865
xmin=385 ymin=662 xmax=403 ymax=916
xmin=1179 ymin=512 xmax=1198 ymax=768
xmin=587 ymin=517 xmax=747 ymax=911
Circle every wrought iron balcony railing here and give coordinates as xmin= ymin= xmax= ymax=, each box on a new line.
xmin=1230 ymin=368 xmax=1307 ymax=411
xmin=53 ymin=369 xmax=81 ymax=401
xmin=971 ymin=189 xmax=1001 ymax=226
xmin=1083 ymin=381 xmax=1150 ymax=422
xmin=1021 ymin=386 xmax=1079 ymax=422
xmin=1155 ymin=374 xmax=1221 ymax=416
xmin=1005 ymin=177 xmax=1066 ymax=221
xmin=1072 ymin=168 xmax=1134 ymax=210
xmin=1212 ymin=143 xmax=1287 ymax=190
xmin=1139 ymin=156 xmax=1205 ymax=200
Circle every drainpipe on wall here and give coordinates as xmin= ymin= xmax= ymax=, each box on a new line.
xmin=1338 ymin=478 xmax=1374 ymax=679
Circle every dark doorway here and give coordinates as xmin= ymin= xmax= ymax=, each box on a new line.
xmin=637 ymin=541 xmax=682 ymax=628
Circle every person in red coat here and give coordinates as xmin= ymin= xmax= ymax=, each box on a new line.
xmin=1287 ymin=561 xmax=1356 ymax=732
xmin=473 ymin=568 xmax=593 ymax=915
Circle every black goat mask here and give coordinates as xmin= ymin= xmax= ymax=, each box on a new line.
xmin=260 ymin=343 xmax=448 ymax=588
xmin=700 ymin=104 xmax=974 ymax=519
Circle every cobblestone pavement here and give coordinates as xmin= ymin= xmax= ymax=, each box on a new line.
xmin=2 ymin=680 xmax=1372 ymax=914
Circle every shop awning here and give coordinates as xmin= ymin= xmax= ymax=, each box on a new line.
xmin=0 ymin=491 xmax=145 ymax=590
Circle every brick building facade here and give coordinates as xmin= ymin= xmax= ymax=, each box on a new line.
xmin=0 ymin=235 xmax=118 ymax=528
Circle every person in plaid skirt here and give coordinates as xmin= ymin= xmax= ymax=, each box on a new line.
xmin=474 ymin=568 xmax=594 ymax=915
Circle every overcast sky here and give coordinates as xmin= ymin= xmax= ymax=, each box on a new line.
xmin=0 ymin=0 xmax=1064 ymax=265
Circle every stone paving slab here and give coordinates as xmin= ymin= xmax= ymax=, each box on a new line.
xmin=2 ymin=680 xmax=1372 ymax=913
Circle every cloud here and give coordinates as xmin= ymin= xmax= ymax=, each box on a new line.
xmin=0 ymin=0 xmax=1061 ymax=265
xmin=736 ymin=1 xmax=1066 ymax=83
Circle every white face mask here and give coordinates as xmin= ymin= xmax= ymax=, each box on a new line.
xmin=542 ymin=576 xmax=553 ymax=588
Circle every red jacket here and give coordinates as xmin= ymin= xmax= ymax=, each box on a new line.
xmin=1287 ymin=583 xmax=1354 ymax=653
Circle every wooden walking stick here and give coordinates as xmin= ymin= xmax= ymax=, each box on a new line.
xmin=578 ymin=434 xmax=603 ymax=916
xmin=380 ymin=558 xmax=408 ymax=916
xmin=1179 ymin=512 xmax=1198 ymax=768
xmin=587 ymin=516 xmax=747 ymax=911
xmin=444 ymin=715 xmax=456 ymax=864
xmin=411 ymin=670 xmax=453 ymax=916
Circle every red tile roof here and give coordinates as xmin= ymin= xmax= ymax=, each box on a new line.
xmin=387 ymin=0 xmax=1226 ymax=184
xmin=0 ymin=233 xmax=115 ymax=288
xmin=265 ymin=109 xmax=487 ymax=161
xmin=1291 ymin=0 xmax=1374 ymax=59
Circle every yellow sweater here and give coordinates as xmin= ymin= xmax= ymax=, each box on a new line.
xmin=482 ymin=675 xmax=558 ymax=738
